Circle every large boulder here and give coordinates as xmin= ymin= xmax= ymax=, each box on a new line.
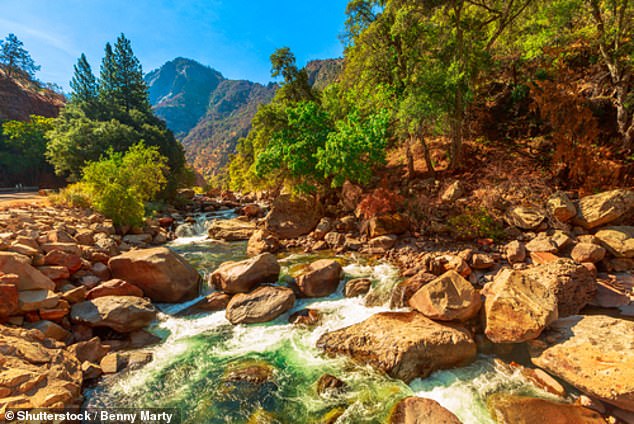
xmin=573 ymin=189 xmax=634 ymax=229
xmin=225 ymin=286 xmax=295 ymax=324
xmin=210 ymin=253 xmax=280 ymax=294
xmin=296 ymin=259 xmax=343 ymax=298
xmin=317 ymin=312 xmax=476 ymax=382
xmin=547 ymin=192 xmax=577 ymax=222
xmin=529 ymin=315 xmax=634 ymax=412
xmin=390 ymin=397 xmax=462 ymax=424
xmin=0 ymin=251 xmax=55 ymax=291
xmin=390 ymin=273 xmax=437 ymax=308
xmin=507 ymin=206 xmax=546 ymax=230
xmin=483 ymin=268 xmax=558 ymax=343
xmin=264 ymin=194 xmax=322 ymax=239
xmin=207 ymin=218 xmax=256 ymax=241
xmin=487 ymin=394 xmax=604 ymax=424
xmin=367 ymin=214 xmax=408 ymax=238
xmin=595 ymin=226 xmax=634 ymax=258
xmin=246 ymin=229 xmax=281 ymax=257
xmin=70 ymin=296 xmax=157 ymax=333
xmin=86 ymin=279 xmax=144 ymax=300
xmin=108 ymin=247 xmax=200 ymax=302
xmin=0 ymin=324 xmax=83 ymax=409
xmin=408 ymin=270 xmax=481 ymax=321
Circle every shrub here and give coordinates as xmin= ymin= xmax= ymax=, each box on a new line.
xmin=48 ymin=182 xmax=92 ymax=208
xmin=357 ymin=187 xmax=404 ymax=219
xmin=448 ymin=207 xmax=506 ymax=241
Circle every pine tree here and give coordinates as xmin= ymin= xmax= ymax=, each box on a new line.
xmin=70 ymin=53 xmax=98 ymax=110
xmin=98 ymin=42 xmax=118 ymax=111
xmin=0 ymin=33 xmax=40 ymax=79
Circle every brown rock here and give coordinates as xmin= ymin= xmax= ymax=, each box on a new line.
xmin=41 ymin=242 xmax=81 ymax=256
xmin=368 ymin=213 xmax=408 ymax=238
xmin=525 ymin=234 xmax=558 ymax=253
xmin=573 ymin=189 xmax=634 ymax=229
xmin=18 ymin=289 xmax=60 ymax=312
xmin=246 ymin=229 xmax=281 ymax=256
xmin=507 ymin=206 xmax=546 ymax=230
xmin=317 ymin=312 xmax=476 ymax=382
xmin=37 ymin=265 xmax=70 ymax=281
xmin=47 ymin=230 xmax=75 ymax=243
xmin=264 ymin=194 xmax=323 ymax=239
xmin=487 ymin=394 xmax=604 ymax=424
xmin=225 ymin=286 xmax=295 ymax=324
xmin=390 ymin=273 xmax=437 ymax=308
xmin=547 ymin=192 xmax=577 ymax=222
xmin=296 ymin=259 xmax=343 ymax=298
xmin=70 ymin=296 xmax=157 ymax=333
xmin=471 ymin=253 xmax=495 ymax=270
xmin=211 ymin=253 xmax=280 ymax=294
xmin=409 ymin=270 xmax=481 ymax=321
xmin=44 ymin=250 xmax=82 ymax=273
xmin=316 ymin=374 xmax=346 ymax=396
xmin=595 ymin=226 xmax=634 ymax=258
xmin=341 ymin=181 xmax=363 ymax=212
xmin=179 ymin=292 xmax=231 ymax=315
xmin=571 ymin=243 xmax=606 ymax=264
xmin=61 ymin=285 xmax=87 ymax=304
xmin=0 ymin=282 xmax=18 ymax=318
xmin=0 ymin=251 xmax=55 ymax=291
xmin=207 ymin=218 xmax=256 ymax=241
xmin=504 ymin=240 xmax=526 ymax=264
xmin=344 ymin=278 xmax=372 ymax=297
xmin=109 ymin=247 xmax=201 ymax=302
xmin=529 ymin=251 xmax=559 ymax=265
xmin=390 ymin=397 xmax=462 ymax=424
xmin=67 ymin=337 xmax=109 ymax=364
xmin=100 ymin=352 xmax=127 ymax=374
xmin=288 ymin=308 xmax=321 ymax=326
xmin=86 ymin=279 xmax=144 ymax=299
xmin=368 ymin=234 xmax=398 ymax=251
xmin=24 ymin=320 xmax=70 ymax=342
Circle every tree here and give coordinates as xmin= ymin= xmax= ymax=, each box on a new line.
xmin=70 ymin=53 xmax=98 ymax=114
xmin=270 ymin=47 xmax=315 ymax=102
xmin=0 ymin=33 xmax=40 ymax=79
xmin=98 ymin=42 xmax=118 ymax=110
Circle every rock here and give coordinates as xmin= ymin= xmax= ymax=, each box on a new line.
xmin=240 ymin=203 xmax=263 ymax=218
xmin=225 ymin=286 xmax=295 ymax=324
xmin=179 ymin=292 xmax=231 ymax=315
xmin=390 ymin=273 xmax=437 ymax=308
xmin=0 ymin=283 xmax=18 ymax=318
xmin=81 ymin=361 xmax=102 ymax=380
xmin=9 ymin=243 xmax=39 ymax=256
xmin=471 ymin=253 xmax=495 ymax=270
xmin=177 ymin=188 xmax=195 ymax=199
xmin=313 ymin=218 xmax=333 ymax=241
xmin=390 ymin=397 xmax=462 ymax=424
xmin=86 ymin=279 xmax=144 ymax=299
xmin=246 ymin=229 xmax=280 ymax=257
xmin=368 ymin=234 xmax=398 ymax=251
xmin=44 ymin=250 xmax=82 ymax=273
xmin=18 ymin=289 xmax=60 ymax=312
xmin=432 ymin=254 xmax=472 ymax=278
xmin=487 ymin=394 xmax=604 ymax=424
xmin=67 ymin=337 xmax=109 ymax=364
xmin=288 ymin=308 xmax=321 ymax=326
xmin=409 ymin=271 xmax=481 ymax=322
xmin=341 ymin=181 xmax=363 ymax=212
xmin=441 ymin=181 xmax=465 ymax=203
xmin=37 ymin=265 xmax=70 ymax=281
xmin=223 ymin=360 xmax=274 ymax=384
xmin=41 ymin=242 xmax=81 ymax=256
xmin=504 ymin=240 xmax=526 ymax=264
xmin=264 ymin=194 xmax=323 ymax=239
xmin=25 ymin=320 xmax=70 ymax=342
xmin=211 ymin=253 xmax=280 ymax=294
xmin=316 ymin=374 xmax=346 ymax=396
xmin=324 ymin=232 xmax=346 ymax=248
xmin=207 ymin=218 xmax=256 ymax=241
xmin=525 ymin=234 xmax=558 ymax=253
xmin=62 ymin=285 xmax=87 ymax=304
xmin=344 ymin=278 xmax=372 ymax=297
xmin=573 ymin=189 xmax=634 ymax=229
xmin=109 ymin=247 xmax=201 ymax=302
xmin=90 ymin=262 xmax=111 ymax=280
xmin=368 ymin=213 xmax=408 ymax=238
xmin=317 ymin=312 xmax=476 ymax=382
xmin=529 ymin=314 xmax=634 ymax=412
xmin=100 ymin=352 xmax=127 ymax=374
xmin=0 ymin=324 xmax=82 ymax=408
xmin=0 ymin=252 xmax=55 ymax=291
xmin=571 ymin=243 xmax=606 ymax=263
xmin=507 ymin=206 xmax=546 ymax=230
xmin=547 ymin=192 xmax=577 ymax=222
xmin=70 ymin=296 xmax=157 ymax=333
xmin=551 ymin=230 xmax=573 ymax=250
xmin=595 ymin=226 xmax=634 ymax=258
xmin=483 ymin=268 xmax=558 ymax=343
xmin=296 ymin=259 xmax=343 ymax=298
xmin=529 ymin=251 xmax=559 ymax=265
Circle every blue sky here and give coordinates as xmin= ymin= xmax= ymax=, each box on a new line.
xmin=0 ymin=0 xmax=347 ymax=90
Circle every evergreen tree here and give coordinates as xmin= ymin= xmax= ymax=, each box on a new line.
xmin=113 ymin=33 xmax=151 ymax=113
xmin=99 ymin=42 xmax=118 ymax=111
xmin=0 ymin=33 xmax=40 ymax=79
xmin=69 ymin=53 xmax=98 ymax=113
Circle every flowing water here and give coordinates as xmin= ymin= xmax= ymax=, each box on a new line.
xmin=84 ymin=214 xmax=563 ymax=423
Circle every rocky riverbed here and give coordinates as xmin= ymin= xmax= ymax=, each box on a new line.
xmin=1 ymin=188 xmax=633 ymax=423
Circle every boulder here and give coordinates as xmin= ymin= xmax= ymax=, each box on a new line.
xmin=44 ymin=250 xmax=82 ymax=273
xmin=344 ymin=278 xmax=372 ymax=298
xmin=0 ymin=324 xmax=83 ymax=409
xmin=0 ymin=252 xmax=55 ymax=291
xmin=573 ymin=189 xmax=634 ymax=229
xmin=296 ymin=259 xmax=343 ymax=298
xmin=67 ymin=337 xmax=109 ymax=364
xmin=471 ymin=253 xmax=495 ymax=270
xmin=211 ymin=253 xmax=280 ymax=294
xmin=207 ymin=218 xmax=256 ymax=241
xmin=409 ymin=270 xmax=482 ymax=321
xmin=37 ymin=265 xmax=70 ymax=281
xmin=18 ymin=290 xmax=60 ymax=312
xmin=264 ymin=194 xmax=323 ymax=239
xmin=525 ymin=234 xmax=558 ymax=253
xmin=507 ymin=206 xmax=546 ymax=230
xmin=390 ymin=397 xmax=462 ymax=424
xmin=368 ymin=214 xmax=408 ymax=238
xmin=246 ymin=229 xmax=281 ymax=256
xmin=108 ymin=247 xmax=200 ymax=302
xmin=487 ymin=394 xmax=604 ymax=424
xmin=225 ymin=286 xmax=295 ymax=324
xmin=86 ymin=279 xmax=144 ymax=300
xmin=483 ymin=268 xmax=558 ymax=343
xmin=0 ymin=282 xmax=18 ymax=318
xmin=316 ymin=312 xmax=476 ymax=382
xmin=313 ymin=218 xmax=333 ymax=241
xmin=547 ymin=192 xmax=577 ymax=222
xmin=595 ymin=226 xmax=634 ymax=258
xmin=179 ymin=292 xmax=231 ymax=315
xmin=504 ymin=240 xmax=526 ymax=264
xmin=570 ymin=243 xmax=606 ymax=263
xmin=368 ymin=235 xmax=398 ymax=251
xmin=25 ymin=320 xmax=71 ymax=342
xmin=390 ymin=273 xmax=437 ymax=309
xmin=529 ymin=315 xmax=634 ymax=412
xmin=70 ymin=296 xmax=157 ymax=333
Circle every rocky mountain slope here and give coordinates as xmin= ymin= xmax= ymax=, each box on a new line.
xmin=0 ymin=70 xmax=64 ymax=121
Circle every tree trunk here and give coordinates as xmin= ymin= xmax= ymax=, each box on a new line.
xmin=420 ymin=135 xmax=436 ymax=178
xmin=405 ymin=136 xmax=415 ymax=179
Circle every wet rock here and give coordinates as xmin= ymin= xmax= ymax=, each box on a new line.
xmin=296 ymin=259 xmax=343 ymax=298
xmin=507 ymin=206 xmax=546 ymax=230
xmin=483 ymin=268 xmax=558 ymax=343
xmin=181 ymin=292 xmax=231 ymax=315
xmin=70 ymin=296 xmax=157 ymax=333
xmin=595 ymin=226 xmax=634 ymax=258
xmin=344 ymin=278 xmax=372 ymax=297
xmin=573 ymin=189 xmax=634 ymax=229
xmin=504 ymin=240 xmax=526 ymax=264
xmin=225 ymin=286 xmax=295 ymax=324
xmin=547 ymin=192 xmax=577 ymax=222
xmin=390 ymin=397 xmax=462 ymax=424
xmin=390 ymin=273 xmax=437 ymax=308
xmin=409 ymin=270 xmax=482 ymax=321
xmin=208 ymin=218 xmax=256 ymax=241
xmin=316 ymin=374 xmax=346 ymax=396
xmin=86 ymin=279 xmax=144 ymax=299
xmin=264 ymin=194 xmax=322 ymax=239
xmin=0 ymin=251 xmax=55 ymax=291
xmin=109 ymin=247 xmax=201 ymax=302
xmin=224 ymin=361 xmax=274 ymax=384
xmin=288 ymin=308 xmax=321 ymax=326
xmin=246 ymin=229 xmax=280 ymax=257
xmin=211 ymin=253 xmax=280 ymax=294
xmin=368 ymin=213 xmax=408 ymax=238
xmin=487 ymin=394 xmax=604 ymax=424
xmin=317 ymin=311 xmax=476 ymax=382
xmin=529 ymin=314 xmax=634 ymax=412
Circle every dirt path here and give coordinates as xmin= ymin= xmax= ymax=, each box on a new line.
xmin=0 ymin=192 xmax=49 ymax=210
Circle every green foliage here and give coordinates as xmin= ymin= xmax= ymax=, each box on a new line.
xmin=448 ymin=207 xmax=506 ymax=241
xmin=0 ymin=33 xmax=40 ymax=79
xmin=70 ymin=53 xmax=98 ymax=113
xmin=81 ymin=143 xmax=168 ymax=226
xmin=49 ymin=182 xmax=92 ymax=208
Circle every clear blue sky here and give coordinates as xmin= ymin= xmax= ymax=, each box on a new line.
xmin=0 ymin=0 xmax=347 ymax=90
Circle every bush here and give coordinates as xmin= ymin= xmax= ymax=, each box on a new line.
xmin=357 ymin=187 xmax=404 ymax=219
xmin=448 ymin=207 xmax=506 ymax=241
xmin=49 ymin=182 xmax=92 ymax=208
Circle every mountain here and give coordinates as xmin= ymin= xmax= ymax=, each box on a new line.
xmin=0 ymin=70 xmax=64 ymax=121
xmin=145 ymin=57 xmax=342 ymax=179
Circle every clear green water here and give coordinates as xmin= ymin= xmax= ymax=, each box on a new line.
xmin=84 ymin=235 xmax=558 ymax=424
